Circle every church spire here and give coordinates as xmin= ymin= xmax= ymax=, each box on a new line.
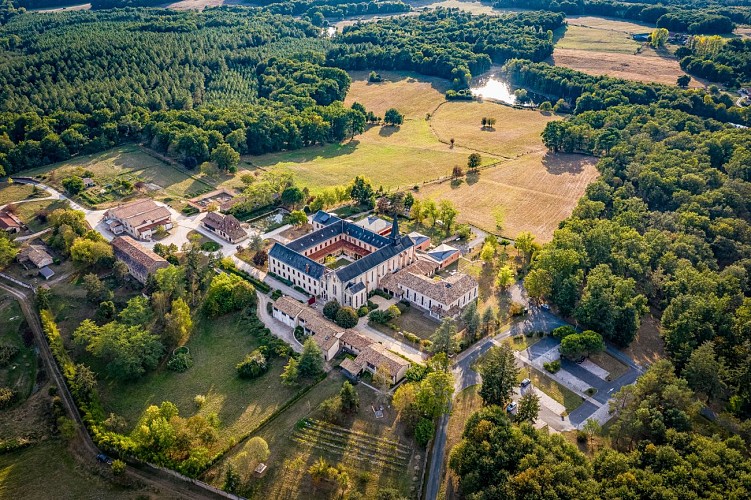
xmin=390 ymin=214 xmax=399 ymax=243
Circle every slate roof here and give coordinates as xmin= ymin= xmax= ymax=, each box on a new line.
xmin=408 ymin=232 xmax=430 ymax=247
xmin=335 ymin=234 xmax=414 ymax=282
xmin=311 ymin=210 xmax=341 ymax=227
xmin=269 ymin=243 xmax=325 ymax=279
xmin=345 ymin=282 xmax=366 ymax=294
xmin=39 ymin=266 xmax=55 ymax=280
xmin=354 ymin=216 xmax=391 ymax=234
xmin=427 ymin=243 xmax=459 ymax=263
xmin=286 ymin=220 xmax=391 ymax=253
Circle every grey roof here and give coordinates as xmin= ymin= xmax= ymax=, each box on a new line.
xmin=427 ymin=244 xmax=459 ymax=262
xmin=286 ymin=220 xmax=390 ymax=253
xmin=311 ymin=210 xmax=341 ymax=226
xmin=39 ymin=266 xmax=55 ymax=279
xmin=346 ymin=282 xmax=366 ymax=294
xmin=269 ymin=243 xmax=325 ymax=279
xmin=336 ymin=234 xmax=414 ymax=282
xmin=408 ymin=232 xmax=430 ymax=246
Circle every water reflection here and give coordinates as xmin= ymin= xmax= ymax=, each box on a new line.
xmin=470 ymin=74 xmax=542 ymax=107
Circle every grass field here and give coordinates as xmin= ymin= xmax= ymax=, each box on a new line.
xmin=24 ymin=145 xmax=216 ymax=205
xmin=247 ymin=71 xmax=501 ymax=193
xmin=505 ymin=333 xmax=543 ymax=352
xmin=519 ymin=366 xmax=583 ymax=413
xmin=13 ymin=198 xmax=69 ymax=233
xmin=0 ymin=441 xmax=137 ymax=499
xmin=417 ymin=151 xmax=599 ymax=241
xmin=589 ymin=351 xmax=629 ymax=381
xmin=552 ymin=20 xmax=699 ymax=87
xmin=0 ymin=296 xmax=36 ymax=405
xmin=0 ymin=183 xmax=35 ymax=206
xmin=438 ymin=384 xmax=482 ymax=500
xmin=97 ymin=312 xmax=303 ymax=446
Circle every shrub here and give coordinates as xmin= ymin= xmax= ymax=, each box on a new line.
xmin=335 ymin=306 xmax=359 ymax=328
xmin=0 ymin=342 xmax=20 ymax=366
xmin=552 ymin=325 xmax=576 ymax=340
xmin=543 ymin=360 xmax=561 ymax=373
xmin=509 ymin=302 xmax=526 ymax=316
xmin=366 ymin=300 xmax=378 ymax=311
xmin=271 ymin=289 xmax=282 ymax=300
xmin=194 ymin=394 xmax=206 ymax=407
xmin=387 ymin=304 xmax=402 ymax=319
xmin=369 ymin=310 xmax=390 ymax=325
xmin=111 ymin=459 xmax=126 ymax=475
xmin=201 ymin=241 xmax=221 ymax=252
xmin=0 ymin=387 xmax=15 ymax=409
xmin=167 ymin=350 xmax=194 ymax=372
xmin=403 ymin=332 xmax=420 ymax=344
xmin=405 ymin=363 xmax=431 ymax=382
xmin=357 ymin=306 xmax=369 ymax=317
xmin=420 ymin=339 xmax=433 ymax=350
xmin=236 ymin=349 xmax=268 ymax=379
xmin=576 ymin=430 xmax=588 ymax=443
xmin=415 ymin=418 xmax=435 ymax=447
xmin=266 ymin=301 xmax=273 ymax=314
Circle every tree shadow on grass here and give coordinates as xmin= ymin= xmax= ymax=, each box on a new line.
xmin=450 ymin=178 xmax=464 ymax=189
xmin=379 ymin=126 xmax=400 ymax=137
xmin=466 ymin=172 xmax=480 ymax=186
xmin=541 ymin=151 xmax=590 ymax=175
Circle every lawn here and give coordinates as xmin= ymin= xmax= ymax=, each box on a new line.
xmin=245 ymin=383 xmax=416 ymax=499
xmin=504 ymin=333 xmax=543 ymax=352
xmin=325 ymin=257 xmax=351 ymax=270
xmin=23 ymin=144 xmax=216 ymax=204
xmin=417 ymin=151 xmax=599 ymax=241
xmin=519 ymin=367 xmax=584 ymax=413
xmin=13 ymin=198 xmax=69 ymax=233
xmin=0 ymin=441 xmax=137 ymax=499
xmin=589 ymin=351 xmax=629 ymax=381
xmin=97 ymin=312 xmax=304 ymax=446
xmin=0 ymin=296 xmax=36 ymax=404
xmin=392 ymin=305 xmax=440 ymax=339
xmin=0 ymin=182 xmax=34 ymax=206
xmin=438 ymin=384 xmax=483 ymax=499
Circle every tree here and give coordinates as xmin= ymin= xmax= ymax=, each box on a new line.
xmin=415 ymin=370 xmax=453 ymax=419
xmin=113 ymin=260 xmax=129 ymax=284
xmin=62 ymin=175 xmax=84 ymax=195
xmin=559 ymin=330 xmax=604 ymax=360
xmin=524 ymin=268 xmax=552 ymax=302
xmin=237 ymin=349 xmax=269 ymax=379
xmin=480 ymin=241 xmax=496 ymax=262
xmin=677 ymin=74 xmax=692 ymax=88
xmin=340 ymin=381 xmax=359 ymax=413
xmin=492 ymin=206 xmax=505 ymax=231
xmin=164 ymin=298 xmax=193 ymax=347
xmin=682 ymin=341 xmax=725 ymax=403
xmin=349 ymin=176 xmax=374 ymax=207
xmin=252 ymin=249 xmax=268 ymax=266
xmin=119 ymin=296 xmax=152 ymax=326
xmin=495 ymin=265 xmax=515 ymax=290
xmin=452 ymin=165 xmax=464 ymax=178
xmin=516 ymin=391 xmax=540 ymax=423
xmin=287 ymin=210 xmax=307 ymax=227
xmin=323 ymin=300 xmax=340 ymax=320
xmin=0 ymin=236 xmax=18 ymax=268
xmin=281 ymin=186 xmax=305 ymax=209
xmin=383 ymin=108 xmax=403 ymax=126
xmin=515 ymin=231 xmax=536 ymax=266
xmin=422 ymin=198 xmax=438 ymax=227
xmin=649 ymin=27 xmax=669 ymax=48
xmin=430 ymin=318 xmax=457 ymax=355
xmin=481 ymin=306 xmax=496 ymax=335
xmin=467 ymin=152 xmax=481 ymax=172
xmin=281 ymin=356 xmax=300 ymax=386
xmin=479 ymin=344 xmax=518 ymax=407
xmin=373 ymin=363 xmax=392 ymax=392
xmin=461 ymin=301 xmax=480 ymax=343
xmin=335 ymin=306 xmax=359 ymax=328
xmin=203 ymin=273 xmax=256 ymax=317
xmin=582 ymin=418 xmax=601 ymax=449
xmin=438 ymin=199 xmax=458 ymax=234
xmin=70 ymin=238 xmax=113 ymax=267
xmin=83 ymin=273 xmax=112 ymax=303
xmin=298 ymin=337 xmax=324 ymax=378
xmin=235 ymin=436 xmax=270 ymax=475
xmin=211 ymin=142 xmax=240 ymax=171
xmin=539 ymin=101 xmax=553 ymax=112
xmin=414 ymin=418 xmax=434 ymax=447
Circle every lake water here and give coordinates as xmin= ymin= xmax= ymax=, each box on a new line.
xmin=470 ymin=73 xmax=544 ymax=107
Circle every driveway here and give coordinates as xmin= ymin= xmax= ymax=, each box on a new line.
xmin=256 ymin=293 xmax=303 ymax=353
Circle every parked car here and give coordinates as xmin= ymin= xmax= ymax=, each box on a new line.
xmin=96 ymin=453 xmax=113 ymax=465
xmin=540 ymin=304 xmax=550 ymax=311
xmin=506 ymin=402 xmax=518 ymax=415
xmin=520 ymin=378 xmax=531 ymax=389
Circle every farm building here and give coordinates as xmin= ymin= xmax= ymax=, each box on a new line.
xmin=18 ymin=245 xmax=53 ymax=269
xmin=0 ymin=211 xmax=24 ymax=234
xmin=111 ymin=235 xmax=169 ymax=284
xmin=271 ymin=296 xmax=410 ymax=383
xmin=104 ymin=199 xmax=173 ymax=241
xmin=201 ymin=212 xmax=247 ymax=243
xmin=268 ymin=211 xmax=417 ymax=309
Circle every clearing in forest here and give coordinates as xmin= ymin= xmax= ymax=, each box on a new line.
xmin=416 ymin=151 xmax=599 ymax=242
xmin=552 ymin=17 xmax=699 ymax=87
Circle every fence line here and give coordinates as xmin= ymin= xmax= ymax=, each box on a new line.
xmin=147 ymin=463 xmax=245 ymax=500
xmin=0 ymin=273 xmax=33 ymax=290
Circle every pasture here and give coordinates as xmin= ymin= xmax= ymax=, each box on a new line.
xmin=417 ymin=151 xmax=599 ymax=241
xmin=0 ymin=182 xmax=34 ymax=206
xmin=552 ymin=19 xmax=698 ymax=87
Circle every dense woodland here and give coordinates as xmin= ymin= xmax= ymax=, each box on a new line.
xmin=678 ymin=37 xmax=751 ymax=86
xmin=493 ymin=0 xmax=749 ymax=33
xmin=509 ymin=61 xmax=751 ymax=421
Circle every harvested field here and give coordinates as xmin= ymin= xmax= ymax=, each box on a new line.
xmin=431 ymin=101 xmax=558 ymax=159
xmin=552 ymin=22 xmax=699 ymax=87
xmin=344 ymin=70 xmax=450 ymax=117
xmin=417 ymin=151 xmax=599 ymax=241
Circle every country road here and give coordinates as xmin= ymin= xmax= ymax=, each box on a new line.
xmin=0 ymin=279 xmax=226 ymax=499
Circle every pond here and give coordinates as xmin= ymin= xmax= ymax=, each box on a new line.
xmin=470 ymin=71 xmax=546 ymax=107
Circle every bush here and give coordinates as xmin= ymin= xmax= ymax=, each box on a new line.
xmin=0 ymin=387 xmax=15 ymax=409
xmin=271 ymin=289 xmax=282 ymax=300
xmin=369 ymin=309 xmax=390 ymax=325
xmin=509 ymin=302 xmax=526 ymax=316
xmin=366 ymin=300 xmax=378 ymax=311
xmin=415 ymin=418 xmax=435 ymax=447
xmin=403 ymin=332 xmax=420 ymax=344
xmin=201 ymin=241 xmax=221 ymax=252
xmin=552 ymin=325 xmax=576 ymax=340
xmin=405 ymin=363 xmax=431 ymax=382
xmin=335 ymin=306 xmax=359 ymax=328
xmin=420 ymin=339 xmax=433 ymax=350
xmin=0 ymin=342 xmax=20 ymax=366
xmin=266 ymin=301 xmax=273 ymax=315
xmin=357 ymin=306 xmax=369 ymax=317
xmin=167 ymin=350 xmax=193 ymax=372
xmin=236 ymin=349 xmax=268 ymax=379
xmin=111 ymin=459 xmax=126 ymax=475
xmin=194 ymin=394 xmax=206 ymax=407
xmin=182 ymin=206 xmax=199 ymax=215
xmin=576 ymin=430 xmax=588 ymax=443
xmin=543 ymin=360 xmax=561 ymax=373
